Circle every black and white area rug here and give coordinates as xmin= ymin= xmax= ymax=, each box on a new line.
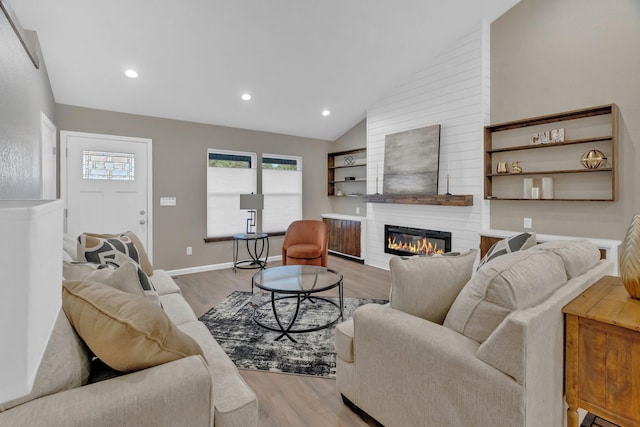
xmin=199 ymin=291 xmax=387 ymax=378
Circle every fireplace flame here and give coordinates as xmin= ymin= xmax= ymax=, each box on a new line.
xmin=387 ymin=236 xmax=444 ymax=255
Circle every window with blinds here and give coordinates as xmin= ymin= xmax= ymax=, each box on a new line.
xmin=261 ymin=154 xmax=302 ymax=233
xmin=206 ymin=150 xmax=257 ymax=238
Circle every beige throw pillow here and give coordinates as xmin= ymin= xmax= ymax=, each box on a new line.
xmin=443 ymin=249 xmax=567 ymax=343
xmin=389 ymin=249 xmax=478 ymax=324
xmin=62 ymin=280 xmax=204 ymax=372
xmin=63 ymin=261 xmax=160 ymax=306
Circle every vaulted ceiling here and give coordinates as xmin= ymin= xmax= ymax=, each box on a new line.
xmin=11 ymin=0 xmax=519 ymax=140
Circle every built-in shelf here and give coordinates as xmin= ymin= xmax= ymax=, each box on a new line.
xmin=329 ymin=179 xmax=366 ymax=183
xmin=484 ymin=104 xmax=617 ymax=201
xmin=366 ymin=194 xmax=473 ymax=206
xmin=487 ymin=168 xmax=612 ymax=177
xmin=329 ymin=163 xmax=367 ymax=170
xmin=328 ymin=147 xmax=366 ymax=197
xmin=487 ymin=136 xmax=611 ymax=153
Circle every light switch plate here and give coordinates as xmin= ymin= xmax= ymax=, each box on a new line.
xmin=160 ymin=197 xmax=176 ymax=206
xmin=524 ymin=217 xmax=532 ymax=229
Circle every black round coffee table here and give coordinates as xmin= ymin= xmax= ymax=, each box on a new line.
xmin=251 ymin=265 xmax=343 ymax=342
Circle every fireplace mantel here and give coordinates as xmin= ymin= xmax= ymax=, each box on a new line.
xmin=366 ymin=194 xmax=473 ymax=206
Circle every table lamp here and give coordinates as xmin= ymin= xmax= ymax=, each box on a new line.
xmin=240 ymin=193 xmax=264 ymax=234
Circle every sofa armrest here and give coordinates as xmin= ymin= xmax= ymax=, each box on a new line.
xmin=0 ymin=356 xmax=212 ymax=427
xmin=349 ymin=304 xmax=523 ymax=426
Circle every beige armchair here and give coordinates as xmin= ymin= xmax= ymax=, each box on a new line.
xmin=335 ymin=241 xmax=611 ymax=427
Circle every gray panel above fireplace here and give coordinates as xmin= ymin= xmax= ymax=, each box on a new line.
xmin=383 ymin=124 xmax=441 ymax=195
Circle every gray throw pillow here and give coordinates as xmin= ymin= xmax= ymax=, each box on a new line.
xmin=478 ymin=232 xmax=536 ymax=269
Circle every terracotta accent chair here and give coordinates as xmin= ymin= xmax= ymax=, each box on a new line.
xmin=281 ymin=220 xmax=328 ymax=267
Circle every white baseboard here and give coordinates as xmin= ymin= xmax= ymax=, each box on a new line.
xmin=167 ymin=255 xmax=282 ymax=277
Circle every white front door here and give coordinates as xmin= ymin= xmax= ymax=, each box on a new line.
xmin=61 ymin=131 xmax=153 ymax=256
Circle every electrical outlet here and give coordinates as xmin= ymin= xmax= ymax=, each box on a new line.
xmin=356 ymin=207 xmax=360 ymax=214
xmin=524 ymin=217 xmax=532 ymax=229
xmin=186 ymin=246 xmax=192 ymax=256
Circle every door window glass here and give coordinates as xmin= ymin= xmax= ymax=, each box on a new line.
xmin=82 ymin=150 xmax=135 ymax=181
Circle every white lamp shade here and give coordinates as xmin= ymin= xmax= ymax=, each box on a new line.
xmin=0 ymin=199 xmax=63 ymax=402
xmin=239 ymin=193 xmax=264 ymax=210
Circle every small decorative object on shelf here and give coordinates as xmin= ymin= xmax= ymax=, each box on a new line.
xmin=619 ymin=213 xmax=640 ymax=299
xmin=345 ymin=177 xmax=356 ymax=181
xmin=580 ymin=149 xmax=608 ymax=169
xmin=530 ymin=128 xmax=565 ymax=145
xmin=511 ymin=161 xmax=522 ymax=174
xmin=531 ymin=187 xmax=540 ymax=199
xmin=551 ymin=128 xmax=565 ymax=142
xmin=523 ymin=178 xmax=533 ymax=199
xmin=539 ymin=131 xmax=550 ymax=144
xmin=541 ymin=177 xmax=554 ymax=199
xmin=343 ymin=155 xmax=355 ymax=166
xmin=496 ymin=162 xmax=509 ymax=174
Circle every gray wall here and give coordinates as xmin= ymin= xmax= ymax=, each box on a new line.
xmin=0 ymin=15 xmax=56 ymax=199
xmin=490 ymin=0 xmax=640 ymax=240
xmin=56 ymin=105 xmax=332 ymax=270
xmin=328 ymin=118 xmax=368 ymax=217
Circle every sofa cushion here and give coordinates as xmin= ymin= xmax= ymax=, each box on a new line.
xmin=62 ymin=280 xmax=203 ymax=372
xmin=389 ymin=249 xmax=478 ymax=324
xmin=63 ymin=261 xmax=160 ymax=306
xmin=78 ymin=232 xmax=154 ymax=277
xmin=478 ymin=232 xmax=536 ymax=269
xmin=0 ymin=310 xmax=90 ymax=412
xmin=159 ymin=293 xmax=198 ymax=326
xmin=443 ymin=249 xmax=567 ymax=343
xmin=529 ymin=239 xmax=600 ymax=279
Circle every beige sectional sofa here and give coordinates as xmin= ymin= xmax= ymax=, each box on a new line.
xmin=336 ymin=239 xmax=612 ymax=427
xmin=0 ymin=253 xmax=258 ymax=426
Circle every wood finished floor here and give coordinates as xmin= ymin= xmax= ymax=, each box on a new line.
xmin=173 ymin=255 xmax=391 ymax=427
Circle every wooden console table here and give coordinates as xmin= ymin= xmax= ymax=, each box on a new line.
xmin=563 ymin=275 xmax=640 ymax=427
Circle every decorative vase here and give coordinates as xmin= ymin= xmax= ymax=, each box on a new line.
xmin=619 ymin=214 xmax=640 ymax=299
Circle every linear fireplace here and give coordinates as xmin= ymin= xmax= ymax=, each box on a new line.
xmin=385 ymin=224 xmax=451 ymax=256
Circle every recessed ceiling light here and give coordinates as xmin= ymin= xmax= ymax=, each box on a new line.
xmin=124 ymin=69 xmax=138 ymax=78
xmin=241 ymin=93 xmax=252 ymax=101
xmin=322 ymin=109 xmax=331 ymax=117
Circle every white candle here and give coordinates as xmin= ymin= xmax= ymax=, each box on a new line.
xmin=531 ymin=187 xmax=540 ymax=199
xmin=542 ymin=177 xmax=554 ymax=199
xmin=523 ymin=178 xmax=533 ymax=199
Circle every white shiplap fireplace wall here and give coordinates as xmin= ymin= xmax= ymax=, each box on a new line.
xmin=365 ymin=22 xmax=490 ymax=270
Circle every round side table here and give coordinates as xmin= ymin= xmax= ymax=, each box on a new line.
xmin=232 ymin=233 xmax=269 ymax=272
